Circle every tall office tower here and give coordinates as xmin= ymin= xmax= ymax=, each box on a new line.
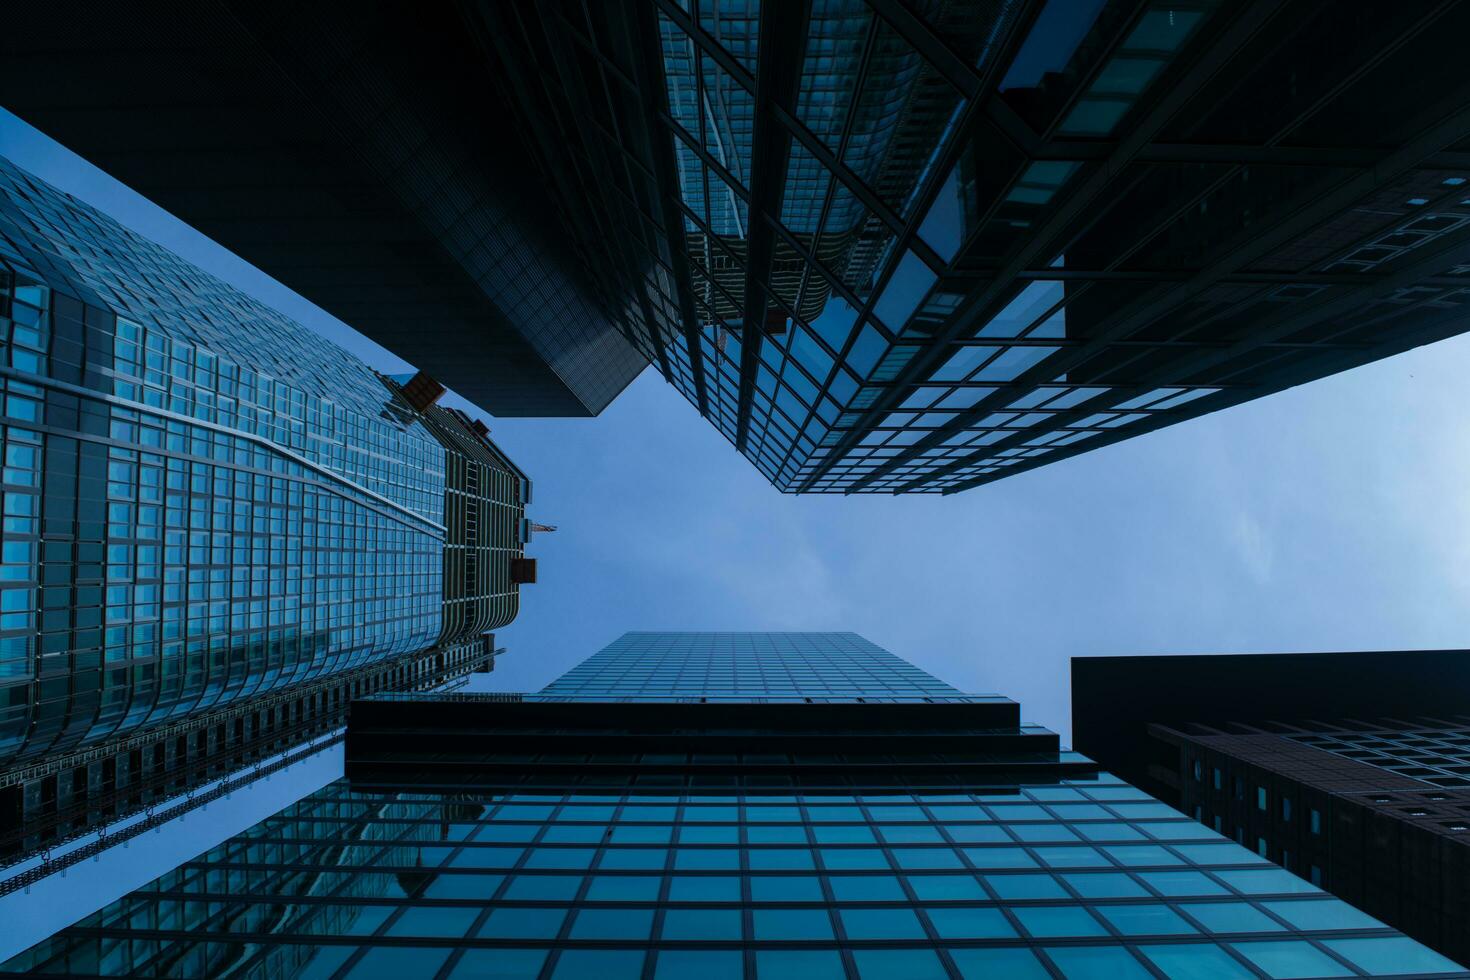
xmin=0 ymin=157 xmax=535 ymax=857
xmin=0 ymin=3 xmax=650 ymax=416
xmin=1072 ymin=650 xmax=1470 ymax=966
xmin=6 ymin=634 xmax=1463 ymax=978
xmin=13 ymin=4 xmax=1470 ymax=491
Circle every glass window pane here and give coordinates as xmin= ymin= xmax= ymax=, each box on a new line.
xmin=1044 ymin=945 xmax=1154 ymax=980
xmin=925 ymin=906 xmax=1015 ymax=939
xmin=949 ymin=947 xmax=1051 ymax=980
xmin=551 ymin=950 xmax=646 ymax=980
xmin=1181 ymin=902 xmax=1286 ymax=934
xmin=839 ymin=907 xmax=927 ymax=939
xmin=345 ymin=947 xmax=452 ymax=979
xmin=654 ymin=950 xmax=744 ymax=980
xmin=906 ymin=874 xmax=987 ymax=901
xmin=668 ymin=876 xmax=741 ymax=902
xmin=569 ymin=908 xmax=654 ymax=939
xmin=585 ymin=876 xmax=661 ymax=901
xmin=756 ymin=949 xmax=847 ymax=980
xmin=1322 ymin=937 xmax=1464 ymax=976
xmin=385 ymin=906 xmax=478 ymax=938
xmin=851 ymin=948 xmax=948 ymax=980
xmin=1062 ymin=872 xmax=1148 ymax=898
xmin=1229 ymin=941 xmax=1350 ymax=980
xmin=1012 ymin=905 xmax=1108 ymax=938
xmin=829 ymin=875 xmax=905 ymax=901
xmin=661 ymin=908 xmax=743 ymax=940
xmin=449 ymin=949 xmax=550 ymax=979
xmin=502 ymin=876 xmax=582 ymax=900
xmin=1262 ymin=899 xmax=1382 ymax=932
xmin=1138 ymin=944 xmax=1256 ymax=980
xmin=479 ymin=907 xmax=568 ymax=939
xmin=752 ymin=908 xmax=835 ymax=940
xmin=750 ymin=876 xmax=823 ymax=901
xmin=1094 ymin=903 xmax=1198 ymax=936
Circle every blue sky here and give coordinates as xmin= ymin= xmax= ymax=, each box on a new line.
xmin=5 ymin=106 xmax=1470 ymax=747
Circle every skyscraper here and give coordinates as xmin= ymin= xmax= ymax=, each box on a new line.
xmin=12 ymin=3 xmax=1470 ymax=490
xmin=0 ymin=156 xmax=535 ymax=855
xmin=5 ymin=633 xmax=1462 ymax=977
xmin=1071 ymin=649 xmax=1470 ymax=965
xmin=482 ymin=1 xmax=1470 ymax=493
xmin=0 ymin=2 xmax=649 ymax=417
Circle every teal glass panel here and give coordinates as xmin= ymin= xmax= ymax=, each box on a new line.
xmin=663 ymin=907 xmax=743 ymax=939
xmin=1322 ymin=937 xmax=1464 ymax=976
xmin=1044 ymin=945 xmax=1154 ymax=980
xmin=851 ymin=947 xmax=948 ymax=980
xmin=654 ymin=950 xmax=743 ymax=980
xmin=1230 ymin=941 xmax=1351 ymax=979
xmin=949 ymin=947 xmax=1051 ymax=980
xmin=755 ymin=949 xmax=847 ymax=980
xmin=551 ymin=950 xmax=646 ymax=980
xmin=925 ymin=906 xmax=1016 ymax=939
xmin=449 ymin=949 xmax=550 ymax=979
xmin=345 ymin=947 xmax=452 ymax=979
xmin=1138 ymin=944 xmax=1256 ymax=980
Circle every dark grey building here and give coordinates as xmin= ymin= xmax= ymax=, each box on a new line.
xmin=3 ymin=633 xmax=1462 ymax=978
xmin=0 ymin=155 xmax=535 ymax=857
xmin=11 ymin=3 xmax=1470 ymax=488
xmin=0 ymin=1 xmax=649 ymax=417
xmin=1072 ymin=649 xmax=1470 ymax=966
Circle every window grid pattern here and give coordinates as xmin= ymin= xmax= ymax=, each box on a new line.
xmin=537 ymin=633 xmax=970 ymax=702
xmin=1289 ymin=728 xmax=1470 ymax=789
xmin=4 ymin=778 xmax=1462 ymax=978
xmin=0 ymin=158 xmax=525 ymax=768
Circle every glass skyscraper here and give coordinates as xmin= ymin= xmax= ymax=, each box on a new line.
xmin=11 ymin=4 xmax=1470 ymax=490
xmin=476 ymin=1 xmax=1470 ymax=494
xmin=5 ymin=633 xmax=1462 ymax=978
xmin=0 ymin=156 xmax=532 ymax=853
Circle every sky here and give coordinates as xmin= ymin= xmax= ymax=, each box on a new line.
xmin=6 ymin=95 xmax=1470 ymax=958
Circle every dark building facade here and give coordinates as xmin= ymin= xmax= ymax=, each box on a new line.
xmin=0 ymin=157 xmax=534 ymax=856
xmin=0 ymin=2 xmax=649 ymax=417
xmin=480 ymin=0 xmax=1470 ymax=493
xmin=3 ymin=633 xmax=1462 ymax=978
xmin=1072 ymin=649 xmax=1470 ymax=966
xmin=10 ymin=3 xmax=1470 ymax=489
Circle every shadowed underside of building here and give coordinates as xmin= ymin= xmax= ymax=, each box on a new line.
xmin=0 ymin=0 xmax=650 ymax=417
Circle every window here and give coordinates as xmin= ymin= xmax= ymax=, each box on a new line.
xmin=1256 ymin=787 xmax=1267 ymax=811
xmin=1183 ymin=902 xmax=1287 ymax=934
xmin=1213 ymin=768 xmax=1222 ymax=790
xmin=660 ymin=909 xmax=742 ymax=940
xmin=1281 ymin=797 xmax=1292 ymax=821
xmin=924 ymin=906 xmax=1015 ymax=939
xmin=838 ymin=907 xmax=927 ymax=940
xmin=1192 ymin=759 xmax=1202 ymax=781
xmin=1309 ymin=808 xmax=1322 ymax=835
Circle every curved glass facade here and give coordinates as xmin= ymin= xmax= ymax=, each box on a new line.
xmin=0 ymin=158 xmax=523 ymax=768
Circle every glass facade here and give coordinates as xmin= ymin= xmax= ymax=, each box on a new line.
xmin=482 ymin=1 xmax=1470 ymax=493
xmin=0 ymin=156 xmax=528 ymax=770
xmin=4 ymin=634 xmax=1462 ymax=977
xmin=538 ymin=632 xmax=976 ymax=701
